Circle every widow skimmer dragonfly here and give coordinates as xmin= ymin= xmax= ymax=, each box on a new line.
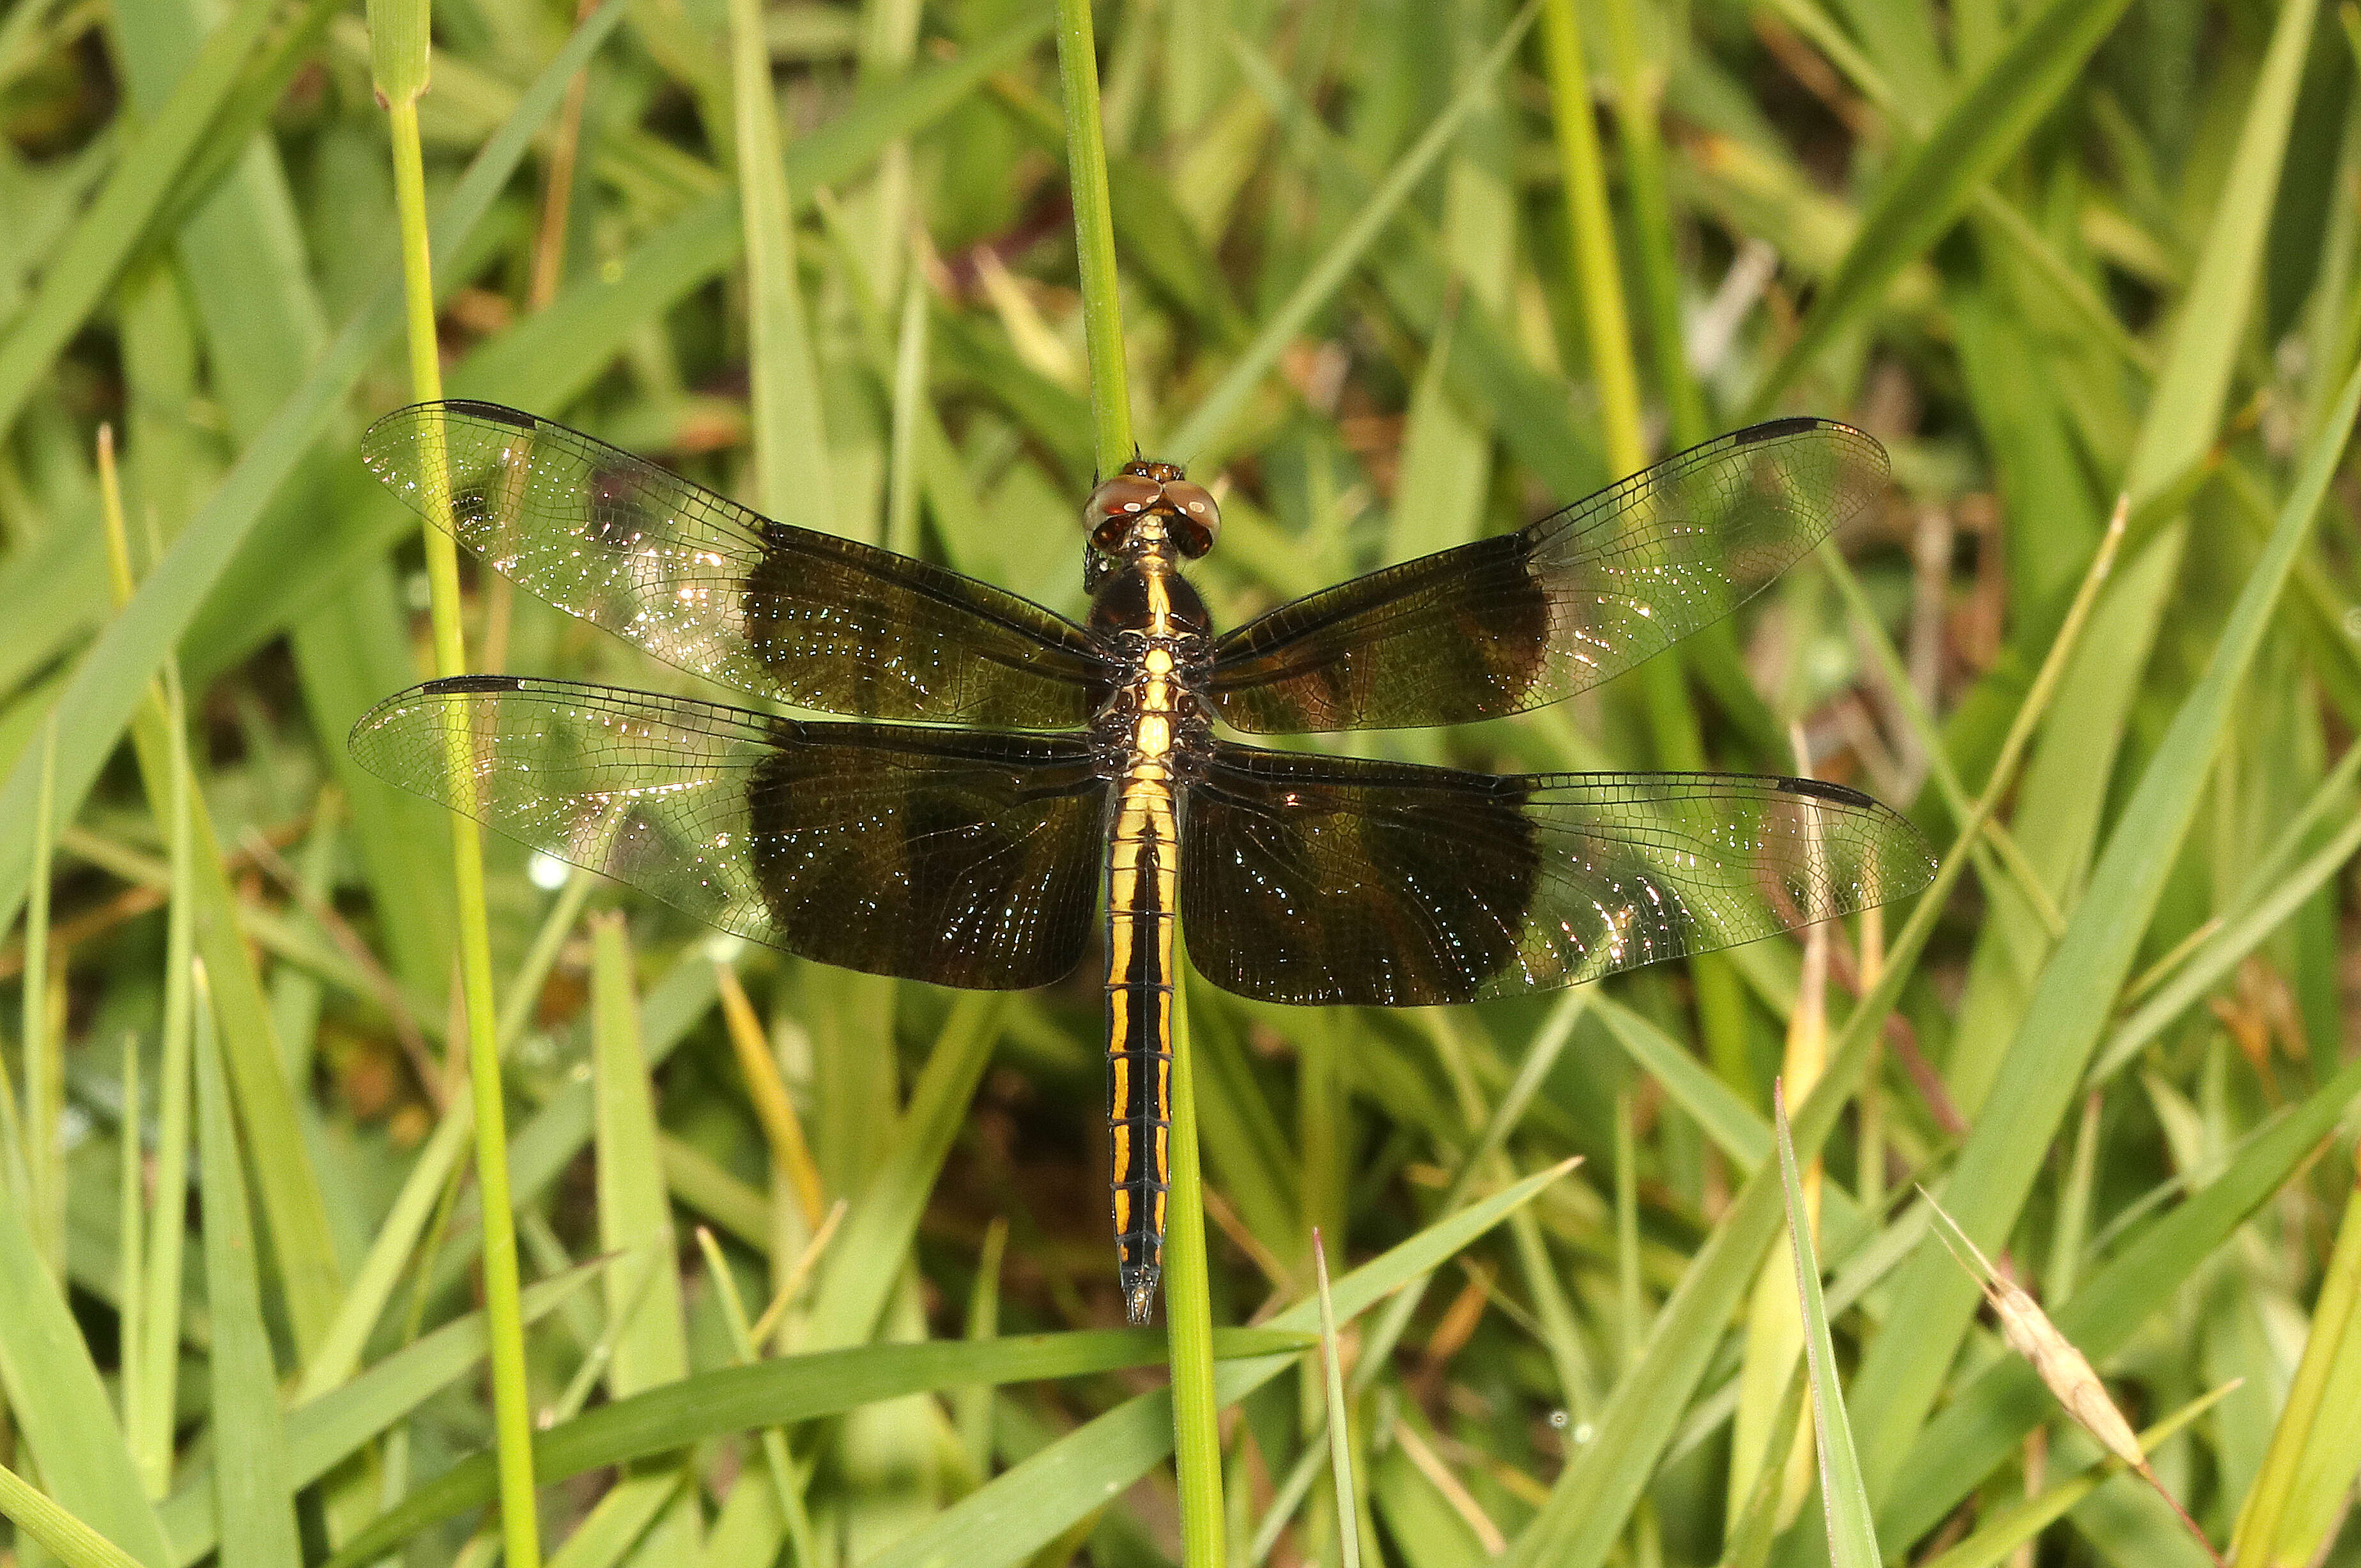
xmin=351 ymin=403 xmax=1935 ymax=1322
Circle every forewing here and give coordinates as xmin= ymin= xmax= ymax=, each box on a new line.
xmin=1210 ymin=419 xmax=1887 ymax=732
xmin=1180 ymin=743 xmax=1934 ymax=1006
xmin=350 ymin=677 xmax=1106 ymax=989
xmin=362 ymin=402 xmax=1114 ymax=726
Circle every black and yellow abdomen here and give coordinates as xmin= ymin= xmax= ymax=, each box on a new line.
xmin=1105 ymin=769 xmax=1178 ymax=1323
xmin=1088 ymin=547 xmax=1211 ymax=1324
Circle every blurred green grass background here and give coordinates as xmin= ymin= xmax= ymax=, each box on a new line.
xmin=2 ymin=0 xmax=2361 ymax=1564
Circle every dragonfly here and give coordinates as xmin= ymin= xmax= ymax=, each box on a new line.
xmin=351 ymin=402 xmax=1936 ymax=1323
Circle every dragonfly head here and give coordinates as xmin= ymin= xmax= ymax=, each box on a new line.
xmin=1085 ymin=459 xmax=1222 ymax=567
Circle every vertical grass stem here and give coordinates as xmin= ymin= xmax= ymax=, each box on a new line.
xmin=1054 ymin=0 xmax=1133 ymax=472
xmin=1540 ymin=0 xmax=1747 ymax=1092
xmin=1164 ymin=953 xmax=1227 ymax=1564
xmin=22 ymin=715 xmax=59 ymax=1273
xmin=1055 ymin=1 xmax=1220 ymax=1549
xmin=376 ymin=49 xmax=542 ymax=1565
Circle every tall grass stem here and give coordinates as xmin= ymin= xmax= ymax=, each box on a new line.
xmin=1056 ymin=1 xmax=1222 ymax=1549
xmin=377 ymin=52 xmax=542 ymax=1565
xmin=1541 ymin=0 xmax=1745 ymax=1095
xmin=1055 ymin=0 xmax=1133 ymax=473
xmin=1164 ymin=974 xmax=1228 ymax=1564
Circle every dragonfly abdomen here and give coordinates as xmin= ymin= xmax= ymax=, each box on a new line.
xmin=1104 ymin=776 xmax=1178 ymax=1324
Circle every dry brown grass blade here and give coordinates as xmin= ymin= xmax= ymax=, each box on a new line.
xmin=1920 ymin=1188 xmax=2226 ymax=1567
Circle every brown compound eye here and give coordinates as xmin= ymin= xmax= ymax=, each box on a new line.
xmin=1085 ymin=474 xmax=1162 ymax=553
xmin=1162 ymin=480 xmax=1222 ymax=557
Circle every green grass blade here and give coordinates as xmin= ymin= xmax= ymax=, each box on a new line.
xmin=1615 ymin=1088 xmax=1644 ymax=1364
xmin=958 ymin=1217 xmax=1009 ymax=1478
xmin=1181 ymin=981 xmax=1298 ymax=1257
xmin=1819 ymin=544 xmax=2060 ymax=929
xmin=131 ymin=726 xmax=197 ymax=1496
xmin=447 ymin=19 xmax=1049 ymax=415
xmin=1746 ymin=0 xmax=2139 ymax=414
xmin=0 ymin=0 xmax=627 ymax=939
xmin=590 ymin=916 xmax=690 ymax=1395
xmin=1249 ymin=1434 xmax=1328 ymax=1566
xmin=1718 ymin=1363 xmax=1809 ymax=1568
xmin=1888 ymin=0 xmax=2316 ymax=1121
xmin=430 ymin=959 xmax=722 ymax=1291
xmin=0 ymin=910 xmax=22 ymax=1229
xmin=1297 ymin=1012 xmax=1345 ymax=1316
xmin=117 ymin=0 xmax=452 ymax=1003
xmin=107 ymin=542 xmax=345 ymax=1368
xmin=1388 ymin=12 xmax=1514 ymax=567
xmin=1846 ymin=353 xmax=2361 ymax=1497
xmin=1055 ymin=0 xmax=1134 ymax=470
xmin=1311 ymin=1234 xmax=1361 ymax=1568
xmin=156 ymin=1264 xmax=606 ymax=1566
xmin=1588 ymin=994 xmax=1871 ymax=1245
xmin=1877 ymin=997 xmax=2361 ymax=1542
xmin=1392 ymin=305 xmax=1491 ymax=564
xmin=319 ymin=1326 xmax=1309 ymax=1567
xmin=1504 ymin=1057 xmax=1851 ymax=1568
xmin=1915 ymin=1387 xmax=2237 ymax=1568
xmin=1355 ymin=993 xmax=1588 ymax=1386
xmin=804 ymin=992 xmax=1003 ymax=1349
xmin=884 ymin=264 xmax=931 ymax=558
xmin=1224 ymin=20 xmax=1607 ymax=514
xmin=22 ymin=715 xmax=59 ymax=1270
xmin=693 ymin=1227 xmax=819 ymax=1565
xmin=2090 ymin=799 xmax=2361 ymax=1086
xmin=380 ymin=19 xmax=645 ymax=1565
xmin=2226 ymin=1147 xmax=2361 ymax=1564
xmin=730 ymin=0 xmax=838 ymax=534
xmin=1544 ymin=0 xmax=1756 ymax=1101
xmin=1828 ymin=0 xmax=1945 ymax=108
xmin=192 ymin=964 xmax=302 ymax=1568
xmin=2116 ymin=4 xmax=2322 ymax=507
xmin=986 ymin=70 xmax=1247 ymax=351
xmin=293 ymin=1100 xmax=471 ymax=1401
xmin=115 ymin=1030 xmax=143 ymax=1441
xmin=0 ymin=1463 xmax=151 ymax=1568
xmin=0 ymin=1158 xmax=172 ymax=1566
xmin=1601 ymin=0 xmax=1706 ymax=445
xmin=862 ymin=1162 xmax=1574 ymax=1568
xmin=1772 ymin=1083 xmax=1878 ymax=1568
xmin=0 ymin=0 xmax=277 ymax=434
xmin=1164 ymin=962 xmax=1226 ymax=1564
xmin=265 ymin=798 xmax=339 ymax=1081
xmin=587 ymin=913 xmax=699 ymax=1562
xmin=1171 ymin=2 xmax=1538 ymax=464
xmin=1540 ymin=0 xmax=1643 ymax=477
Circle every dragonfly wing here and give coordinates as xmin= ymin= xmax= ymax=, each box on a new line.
xmin=1180 ymin=742 xmax=1934 ymax=1006
xmin=351 ymin=677 xmax=1107 ymax=989
xmin=1209 ymin=419 xmax=1886 ymax=732
xmin=364 ymin=402 xmax=1114 ymax=726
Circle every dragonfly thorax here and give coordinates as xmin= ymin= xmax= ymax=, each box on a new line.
xmin=1088 ymin=557 xmax=1213 ymax=784
xmin=1088 ymin=557 xmax=1212 ymax=639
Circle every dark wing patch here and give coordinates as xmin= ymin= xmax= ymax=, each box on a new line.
xmin=1208 ymin=419 xmax=1887 ymax=732
xmin=349 ymin=677 xmax=1106 ymax=989
xmin=362 ymin=401 xmax=1114 ymax=726
xmin=1180 ymin=743 xmax=1935 ymax=1006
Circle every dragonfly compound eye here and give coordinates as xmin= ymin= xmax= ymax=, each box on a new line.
xmin=1162 ymin=481 xmax=1221 ymax=557
xmin=1085 ymin=475 xmax=1163 ymax=553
